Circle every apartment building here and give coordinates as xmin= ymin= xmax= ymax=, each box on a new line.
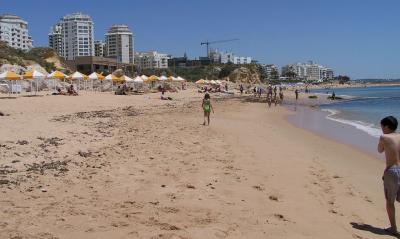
xmin=0 ymin=14 xmax=33 ymax=50
xmin=48 ymin=12 xmax=94 ymax=60
xmin=135 ymin=51 xmax=169 ymax=69
xmin=105 ymin=25 xmax=134 ymax=64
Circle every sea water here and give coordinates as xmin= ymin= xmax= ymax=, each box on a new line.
xmin=312 ymin=86 xmax=400 ymax=138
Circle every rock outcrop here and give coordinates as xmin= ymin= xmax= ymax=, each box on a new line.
xmin=228 ymin=66 xmax=261 ymax=84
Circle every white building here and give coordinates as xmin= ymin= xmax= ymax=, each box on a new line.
xmin=94 ymin=40 xmax=105 ymax=57
xmin=208 ymin=49 xmax=251 ymax=64
xmin=48 ymin=24 xmax=62 ymax=56
xmin=262 ymin=64 xmax=279 ymax=79
xmin=135 ymin=51 xmax=169 ymax=69
xmin=105 ymin=25 xmax=134 ymax=64
xmin=281 ymin=61 xmax=334 ymax=81
xmin=233 ymin=56 xmax=252 ymax=64
xmin=48 ymin=12 xmax=94 ymax=60
xmin=0 ymin=14 xmax=33 ymax=50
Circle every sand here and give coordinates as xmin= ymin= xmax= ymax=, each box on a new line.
xmin=0 ymin=90 xmax=392 ymax=239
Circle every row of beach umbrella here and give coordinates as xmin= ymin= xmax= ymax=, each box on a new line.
xmin=0 ymin=70 xmax=187 ymax=93
xmin=0 ymin=70 xmax=187 ymax=83
xmin=195 ymin=79 xmax=224 ymax=85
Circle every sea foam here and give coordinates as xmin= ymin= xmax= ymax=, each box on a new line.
xmin=321 ymin=109 xmax=381 ymax=138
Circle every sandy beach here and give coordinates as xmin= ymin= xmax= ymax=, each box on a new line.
xmin=0 ymin=90 xmax=392 ymax=238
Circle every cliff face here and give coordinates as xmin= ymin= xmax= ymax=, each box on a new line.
xmin=228 ymin=65 xmax=261 ymax=84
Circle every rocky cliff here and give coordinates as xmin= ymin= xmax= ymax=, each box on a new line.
xmin=228 ymin=65 xmax=261 ymax=84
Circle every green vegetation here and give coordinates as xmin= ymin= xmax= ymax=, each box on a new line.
xmin=140 ymin=64 xmax=259 ymax=82
xmin=0 ymin=41 xmax=56 ymax=72
xmin=335 ymin=75 xmax=351 ymax=84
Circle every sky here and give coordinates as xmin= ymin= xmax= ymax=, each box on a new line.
xmin=1 ymin=0 xmax=400 ymax=79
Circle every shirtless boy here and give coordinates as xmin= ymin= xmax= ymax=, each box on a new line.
xmin=378 ymin=116 xmax=400 ymax=235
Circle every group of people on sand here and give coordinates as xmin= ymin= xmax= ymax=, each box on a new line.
xmin=266 ymin=85 xmax=284 ymax=107
xmin=198 ymin=84 xmax=228 ymax=94
xmin=54 ymin=85 xmax=78 ymax=96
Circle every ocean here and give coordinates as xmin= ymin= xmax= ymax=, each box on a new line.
xmin=312 ymin=85 xmax=400 ymax=138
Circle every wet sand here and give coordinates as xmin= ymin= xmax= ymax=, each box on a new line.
xmin=0 ymin=90 xmax=392 ymax=238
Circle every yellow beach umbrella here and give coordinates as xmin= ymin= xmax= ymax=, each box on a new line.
xmin=23 ymin=70 xmax=45 ymax=94
xmin=105 ymin=74 xmax=120 ymax=81
xmin=148 ymin=75 xmax=159 ymax=82
xmin=0 ymin=71 xmax=21 ymax=80
xmin=167 ymin=76 xmax=174 ymax=81
xmin=48 ymin=70 xmax=67 ymax=79
xmin=0 ymin=71 xmax=22 ymax=94
xmin=195 ymin=79 xmax=205 ymax=84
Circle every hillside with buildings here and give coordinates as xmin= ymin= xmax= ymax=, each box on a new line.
xmin=0 ymin=12 xmax=339 ymax=84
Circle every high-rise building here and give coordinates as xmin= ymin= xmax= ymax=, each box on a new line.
xmin=0 ymin=14 xmax=33 ymax=50
xmin=105 ymin=25 xmax=133 ymax=64
xmin=48 ymin=24 xmax=62 ymax=56
xmin=94 ymin=40 xmax=105 ymax=57
xmin=135 ymin=51 xmax=169 ymax=69
xmin=48 ymin=12 xmax=94 ymax=60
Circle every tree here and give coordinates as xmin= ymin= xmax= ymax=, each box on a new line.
xmin=270 ymin=68 xmax=279 ymax=80
xmin=336 ymin=75 xmax=351 ymax=84
xmin=218 ymin=64 xmax=236 ymax=78
xmin=282 ymin=70 xmax=297 ymax=80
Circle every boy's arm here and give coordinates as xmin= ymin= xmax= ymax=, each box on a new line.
xmin=211 ymin=104 xmax=214 ymax=113
xmin=378 ymin=136 xmax=385 ymax=153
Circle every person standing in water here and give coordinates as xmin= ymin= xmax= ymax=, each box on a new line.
xmin=378 ymin=116 xmax=400 ymax=236
xmin=202 ymin=93 xmax=214 ymax=126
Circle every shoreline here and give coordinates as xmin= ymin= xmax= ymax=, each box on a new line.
xmin=286 ymin=104 xmax=383 ymax=160
xmin=281 ymin=89 xmax=383 ymax=161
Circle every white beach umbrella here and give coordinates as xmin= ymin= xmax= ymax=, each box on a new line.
xmin=133 ymin=76 xmax=144 ymax=83
xmin=121 ymin=75 xmax=134 ymax=83
xmin=159 ymin=75 xmax=168 ymax=81
xmin=88 ymin=72 xmax=104 ymax=80
xmin=204 ymin=80 xmax=210 ymax=84
xmin=141 ymin=75 xmax=148 ymax=81
xmin=210 ymin=80 xmax=217 ymax=85
xmin=177 ymin=76 xmax=185 ymax=82
xmin=69 ymin=71 xmax=86 ymax=92
xmin=23 ymin=70 xmax=45 ymax=94
xmin=216 ymin=80 xmax=222 ymax=85
xmin=70 ymin=71 xmax=84 ymax=80
xmin=88 ymin=72 xmax=105 ymax=92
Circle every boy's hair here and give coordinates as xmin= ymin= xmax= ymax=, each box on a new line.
xmin=204 ymin=93 xmax=210 ymax=99
xmin=381 ymin=116 xmax=398 ymax=131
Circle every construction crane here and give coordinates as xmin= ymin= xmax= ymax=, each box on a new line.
xmin=201 ymin=38 xmax=239 ymax=58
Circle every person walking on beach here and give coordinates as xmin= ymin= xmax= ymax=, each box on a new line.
xmin=378 ymin=116 xmax=400 ymax=236
xmin=267 ymin=85 xmax=273 ymax=98
xmin=240 ymin=84 xmax=244 ymax=95
xmin=202 ymin=93 xmax=214 ymax=126
xmin=257 ymin=87 xmax=262 ymax=98
xmin=279 ymin=91 xmax=284 ymax=104
xmin=295 ymin=89 xmax=299 ymax=100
